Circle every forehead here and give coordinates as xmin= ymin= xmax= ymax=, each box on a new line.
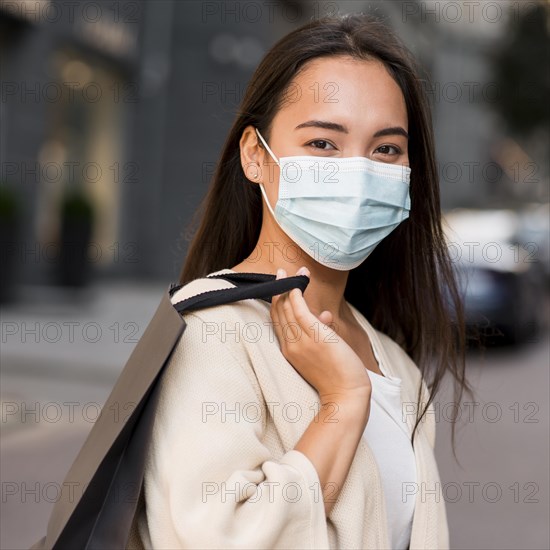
xmin=276 ymin=55 xmax=408 ymax=128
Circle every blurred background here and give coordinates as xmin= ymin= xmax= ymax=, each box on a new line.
xmin=1 ymin=1 xmax=548 ymax=548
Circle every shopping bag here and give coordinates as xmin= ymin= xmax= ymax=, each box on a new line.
xmin=29 ymin=272 xmax=309 ymax=550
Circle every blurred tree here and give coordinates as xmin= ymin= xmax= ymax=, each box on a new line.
xmin=56 ymin=190 xmax=95 ymax=287
xmin=0 ymin=184 xmax=20 ymax=303
xmin=489 ymin=2 xmax=550 ymax=138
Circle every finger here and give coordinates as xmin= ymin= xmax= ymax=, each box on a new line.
xmin=285 ymin=266 xmax=320 ymax=335
xmin=270 ymin=268 xmax=282 ymax=317
xmin=283 ymin=262 xmax=314 ymax=342
xmin=274 ymin=269 xmax=291 ymax=333
xmin=280 ymin=288 xmax=302 ymax=343
xmin=318 ymin=310 xmax=333 ymax=325
xmin=270 ymin=268 xmax=287 ymax=342
xmin=287 ymin=286 xmax=321 ymax=340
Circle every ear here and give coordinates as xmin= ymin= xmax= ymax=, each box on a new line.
xmin=239 ymin=125 xmax=268 ymax=183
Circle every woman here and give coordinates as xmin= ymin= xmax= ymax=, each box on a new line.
xmin=135 ymin=13 xmax=473 ymax=550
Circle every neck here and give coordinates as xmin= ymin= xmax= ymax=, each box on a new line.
xmin=237 ymin=221 xmax=354 ymax=325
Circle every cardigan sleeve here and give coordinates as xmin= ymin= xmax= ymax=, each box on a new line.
xmin=141 ymin=311 xmax=330 ymax=550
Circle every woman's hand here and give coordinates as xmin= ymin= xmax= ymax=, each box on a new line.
xmin=270 ymin=267 xmax=372 ymax=405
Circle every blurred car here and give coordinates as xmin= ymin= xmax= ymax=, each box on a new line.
xmin=516 ymin=202 xmax=550 ymax=282
xmin=442 ymin=208 xmax=547 ymax=346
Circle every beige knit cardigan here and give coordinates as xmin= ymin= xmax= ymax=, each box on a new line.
xmin=128 ymin=269 xmax=450 ymax=549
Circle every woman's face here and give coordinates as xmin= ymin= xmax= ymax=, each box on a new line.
xmin=252 ymin=55 xmax=410 ymax=196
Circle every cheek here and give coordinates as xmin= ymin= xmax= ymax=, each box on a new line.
xmin=261 ymin=159 xmax=280 ymax=188
xmin=268 ymin=181 xmax=280 ymax=209
xmin=256 ymin=159 xmax=281 ymax=212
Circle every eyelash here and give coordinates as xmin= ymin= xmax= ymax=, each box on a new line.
xmin=376 ymin=144 xmax=401 ymax=156
xmin=306 ymin=140 xmax=402 ymax=156
xmin=306 ymin=139 xmax=336 ymax=150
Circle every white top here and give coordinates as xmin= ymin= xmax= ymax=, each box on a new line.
xmin=363 ymin=344 xmax=417 ymax=550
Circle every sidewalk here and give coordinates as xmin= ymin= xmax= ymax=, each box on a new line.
xmin=1 ymin=280 xmax=165 ymax=381
xmin=1 ymin=280 xmax=166 ymax=435
xmin=1 ymin=280 xmax=166 ymax=548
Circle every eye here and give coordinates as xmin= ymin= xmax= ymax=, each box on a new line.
xmin=375 ymin=144 xmax=401 ymax=156
xmin=306 ymin=139 xmax=336 ymax=151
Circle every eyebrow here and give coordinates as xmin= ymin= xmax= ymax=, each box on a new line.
xmin=374 ymin=126 xmax=409 ymax=140
xmin=294 ymin=120 xmax=409 ymax=140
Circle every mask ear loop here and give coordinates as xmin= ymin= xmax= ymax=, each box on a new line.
xmin=255 ymin=128 xmax=280 ymax=165
xmin=253 ymin=128 xmax=280 ymax=220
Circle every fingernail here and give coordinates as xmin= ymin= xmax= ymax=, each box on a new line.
xmin=276 ymin=268 xmax=282 ymax=278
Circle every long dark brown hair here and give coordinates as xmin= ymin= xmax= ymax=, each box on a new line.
xmin=179 ymin=13 xmax=474 ymax=460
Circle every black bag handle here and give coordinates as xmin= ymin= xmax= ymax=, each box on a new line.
xmin=171 ymin=272 xmax=310 ymax=314
xmin=169 ymin=272 xmax=282 ymax=297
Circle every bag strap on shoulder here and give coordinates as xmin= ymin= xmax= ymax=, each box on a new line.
xmin=171 ymin=272 xmax=310 ymax=315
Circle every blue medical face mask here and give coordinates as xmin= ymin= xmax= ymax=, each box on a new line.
xmin=254 ymin=128 xmax=411 ymax=271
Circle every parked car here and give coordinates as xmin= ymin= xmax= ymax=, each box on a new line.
xmin=516 ymin=202 xmax=550 ymax=283
xmin=442 ymin=208 xmax=546 ymax=346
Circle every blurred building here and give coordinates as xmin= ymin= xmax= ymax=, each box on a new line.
xmin=1 ymin=0 xmax=140 ymax=288
xmin=1 ymin=0 xmax=547 ymax=291
xmin=1 ymin=0 xmax=282 ymax=288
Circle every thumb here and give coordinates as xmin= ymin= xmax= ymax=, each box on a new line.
xmin=318 ymin=310 xmax=333 ymax=325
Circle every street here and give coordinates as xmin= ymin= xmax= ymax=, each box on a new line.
xmin=435 ymin=332 xmax=549 ymax=550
